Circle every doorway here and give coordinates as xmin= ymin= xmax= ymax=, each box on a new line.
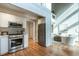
xmin=27 ymin=21 xmax=33 ymax=40
xmin=26 ymin=18 xmax=46 ymax=47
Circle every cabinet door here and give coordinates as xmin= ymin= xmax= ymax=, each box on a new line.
xmin=24 ymin=34 xmax=28 ymax=48
xmin=0 ymin=36 xmax=8 ymax=55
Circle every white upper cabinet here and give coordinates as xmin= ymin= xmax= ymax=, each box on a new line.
xmin=0 ymin=12 xmax=23 ymax=27
xmin=0 ymin=12 xmax=16 ymax=27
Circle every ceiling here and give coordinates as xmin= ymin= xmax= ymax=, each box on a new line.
xmin=0 ymin=3 xmax=43 ymax=21
xmin=51 ymin=3 xmax=73 ymax=17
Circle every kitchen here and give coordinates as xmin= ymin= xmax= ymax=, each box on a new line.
xmin=0 ymin=10 xmax=28 ymax=55
xmin=0 ymin=3 xmax=79 ymax=56
xmin=0 ymin=3 xmax=45 ymax=55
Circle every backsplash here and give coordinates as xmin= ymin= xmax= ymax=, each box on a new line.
xmin=0 ymin=27 xmax=24 ymax=35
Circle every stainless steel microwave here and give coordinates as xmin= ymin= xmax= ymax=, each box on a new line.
xmin=8 ymin=22 xmax=23 ymax=28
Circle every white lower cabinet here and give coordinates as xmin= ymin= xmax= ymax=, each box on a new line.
xmin=0 ymin=35 xmax=8 ymax=55
xmin=23 ymin=33 xmax=28 ymax=48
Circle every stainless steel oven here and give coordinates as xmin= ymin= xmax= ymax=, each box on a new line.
xmin=9 ymin=35 xmax=24 ymax=52
xmin=8 ymin=22 xmax=24 ymax=52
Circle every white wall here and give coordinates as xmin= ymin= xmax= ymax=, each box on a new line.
xmin=56 ymin=3 xmax=79 ymax=46
xmin=59 ymin=12 xmax=79 ymax=31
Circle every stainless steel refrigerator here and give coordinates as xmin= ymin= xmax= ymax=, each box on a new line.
xmin=38 ymin=23 xmax=46 ymax=47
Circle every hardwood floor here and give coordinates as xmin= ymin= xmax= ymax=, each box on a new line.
xmin=4 ymin=39 xmax=79 ymax=56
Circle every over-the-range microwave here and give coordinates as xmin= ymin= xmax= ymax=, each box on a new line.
xmin=8 ymin=22 xmax=23 ymax=28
